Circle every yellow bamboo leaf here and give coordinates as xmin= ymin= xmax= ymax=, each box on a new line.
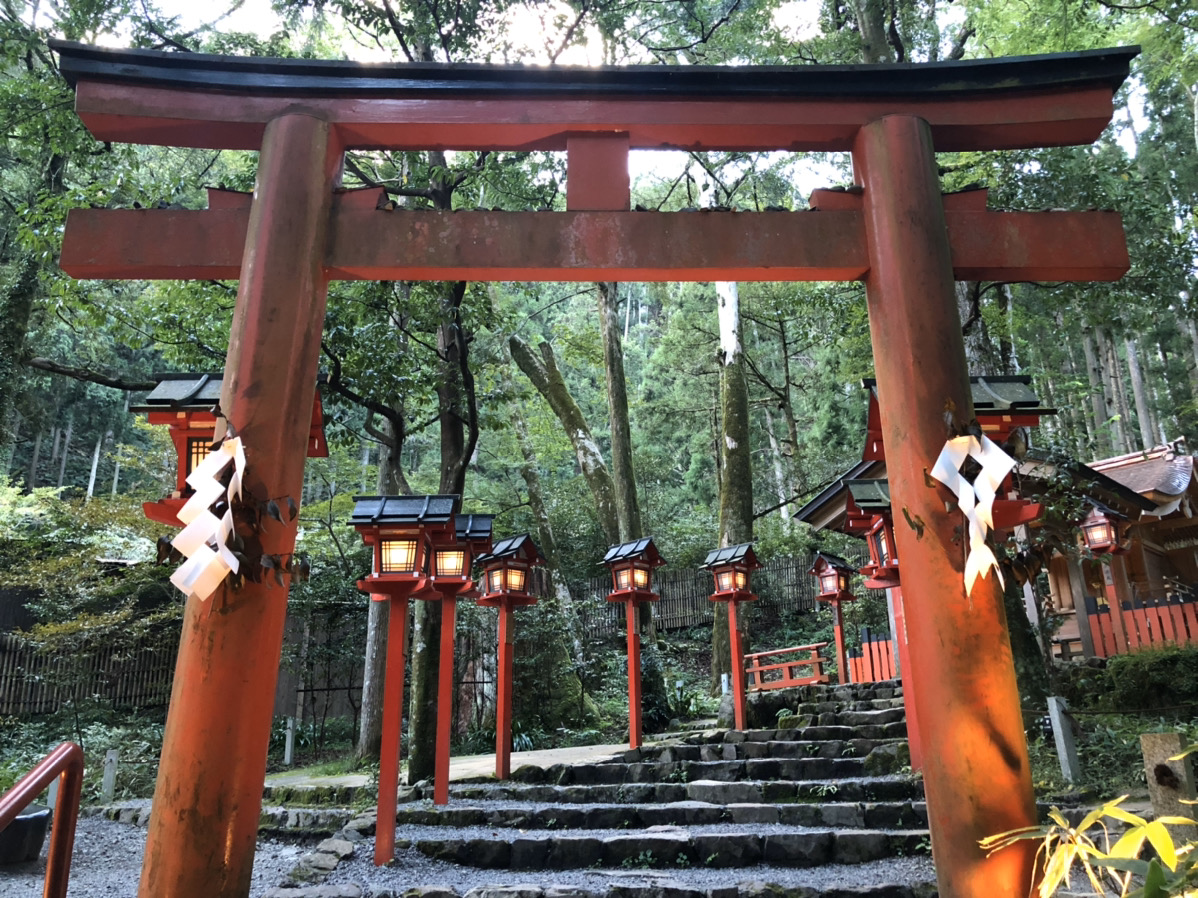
xmin=1143 ymin=821 xmax=1178 ymax=870
xmin=1108 ymin=826 xmax=1147 ymax=859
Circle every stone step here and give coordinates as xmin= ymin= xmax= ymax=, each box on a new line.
xmin=390 ymin=800 xmax=929 ymax=831
xmin=638 ymin=738 xmax=908 ymax=763
xmin=409 ymin=827 xmax=932 ymax=869
xmin=670 ymin=722 xmax=909 ymax=747
xmin=447 ymin=776 xmax=924 ymax=806
xmin=791 ymin=697 xmax=908 ymax=714
xmin=506 ymin=757 xmax=871 ymax=786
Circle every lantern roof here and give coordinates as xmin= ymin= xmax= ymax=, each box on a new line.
xmin=809 ymin=551 xmax=854 ymax=574
xmin=1083 ymin=497 xmax=1126 ymax=521
xmin=456 ymin=513 xmax=495 ymax=543
xmin=477 ymin=534 xmax=542 ymax=566
xmin=601 ymin=537 xmax=666 ymax=568
xmin=701 ymin=543 xmax=761 ymax=570
xmin=349 ymin=494 xmax=458 ymax=526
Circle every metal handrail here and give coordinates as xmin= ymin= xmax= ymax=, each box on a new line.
xmin=0 ymin=741 xmax=84 ymax=898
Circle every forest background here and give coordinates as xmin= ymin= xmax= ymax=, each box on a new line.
xmin=0 ymin=0 xmax=1196 ymax=789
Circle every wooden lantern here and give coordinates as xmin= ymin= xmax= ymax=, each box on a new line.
xmin=133 ymin=373 xmax=327 ymax=527
xmin=602 ymin=537 xmax=665 ymax=749
xmin=1081 ymin=503 xmax=1124 ymax=555
xmin=477 ymin=535 xmax=544 ymax=779
xmin=701 ymin=542 xmax=761 ymax=729
xmin=809 ymin=551 xmax=857 ymax=685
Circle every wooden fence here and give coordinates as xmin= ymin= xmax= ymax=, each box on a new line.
xmin=848 ymin=629 xmax=897 ymax=684
xmin=1087 ymin=594 xmax=1198 ymax=658
xmin=0 ymin=631 xmax=177 ymax=716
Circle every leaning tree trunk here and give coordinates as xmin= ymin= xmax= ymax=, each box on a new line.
xmin=509 ymin=334 xmax=620 ymax=544
xmin=712 ymin=281 xmax=754 ymax=693
xmin=0 ymin=255 xmax=39 ymax=458
xmin=1081 ymin=327 xmax=1112 ymax=455
xmin=1124 ymin=337 xmax=1157 ymax=451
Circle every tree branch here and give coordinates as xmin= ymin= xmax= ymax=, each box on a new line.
xmin=24 ymin=357 xmax=155 ymax=391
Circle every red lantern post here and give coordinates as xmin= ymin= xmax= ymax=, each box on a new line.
xmin=701 ymin=543 xmax=761 ymax=730
xmin=349 ymin=494 xmax=457 ymax=866
xmin=132 ymin=373 xmax=327 ymax=527
xmin=809 ymin=552 xmax=857 ymax=685
xmin=602 ymin=538 xmax=665 ymax=750
xmin=476 ymin=535 xmax=544 ymax=779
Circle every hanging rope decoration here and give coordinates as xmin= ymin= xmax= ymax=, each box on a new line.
xmin=930 ymin=434 xmax=1017 ymax=595
xmin=169 ymin=432 xmax=246 ymax=601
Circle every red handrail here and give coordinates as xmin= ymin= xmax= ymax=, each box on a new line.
xmin=0 ymin=741 xmax=84 ymax=898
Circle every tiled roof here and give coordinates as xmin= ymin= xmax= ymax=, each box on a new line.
xmin=1090 ymin=446 xmax=1195 ymax=500
xmin=348 ymin=495 xmax=458 ymax=525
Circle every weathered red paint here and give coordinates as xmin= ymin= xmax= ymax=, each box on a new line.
xmin=624 ymin=597 xmax=642 ymax=750
xmin=726 ymin=601 xmax=747 ymax=730
xmin=852 ymin=115 xmax=1038 ymax=897
xmin=138 ymin=113 xmax=340 ymax=898
xmin=434 ymin=596 xmax=457 ymax=805
xmin=886 ymin=586 xmax=921 ymax=770
xmin=375 ymin=594 xmax=409 ymax=865
xmin=495 ymin=604 xmax=514 ymax=778
xmin=829 ymin=600 xmax=848 ymax=686
xmin=567 ymin=133 xmax=630 ymax=211
xmin=72 ymin=80 xmax=1117 ymax=152
xmin=61 ymin=204 xmax=1128 ymax=284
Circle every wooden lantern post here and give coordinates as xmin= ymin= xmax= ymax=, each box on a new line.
xmin=602 ymin=538 xmax=665 ymax=750
xmin=809 ymin=552 xmax=857 ymax=685
xmin=349 ymin=494 xmax=457 ymax=866
xmin=476 ymin=535 xmax=544 ymax=779
xmin=701 ymin=543 xmax=761 ymax=730
xmin=132 ymin=373 xmax=327 ymax=527
xmin=420 ymin=513 xmax=493 ymax=806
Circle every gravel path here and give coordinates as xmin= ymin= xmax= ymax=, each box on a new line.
xmin=1 ymin=815 xmax=308 ymax=898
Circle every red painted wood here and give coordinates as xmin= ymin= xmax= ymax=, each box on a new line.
xmin=889 ymin=587 xmax=921 ymax=769
xmin=745 ymin=643 xmax=831 ymax=690
xmin=434 ymin=597 xmax=457 ymax=806
xmin=137 ymin=113 xmax=340 ymax=898
xmin=1181 ymin=602 xmax=1198 ymax=646
xmin=727 ymin=601 xmax=747 ymax=730
xmin=853 ymin=114 xmax=1037 ymax=898
xmin=495 ymin=603 xmax=514 ymax=779
xmin=832 ymin=601 xmax=848 ymax=685
xmin=625 ymin=598 xmax=642 ymax=750
xmin=567 ymin=133 xmax=630 ymax=211
xmin=61 ymin=205 xmax=1128 ymax=284
xmin=72 ymin=80 xmax=1118 ymax=153
xmin=1123 ymin=608 xmax=1144 ymax=650
xmin=375 ymin=595 xmax=408 ymax=865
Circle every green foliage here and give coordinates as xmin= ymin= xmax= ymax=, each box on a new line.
xmin=1060 ymin=648 xmax=1198 ymax=716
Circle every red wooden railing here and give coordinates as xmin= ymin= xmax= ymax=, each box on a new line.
xmin=0 ymin=742 xmax=84 ymax=898
xmin=1089 ymin=596 xmax=1198 ymax=658
xmin=744 ymin=642 xmax=830 ymax=690
xmin=848 ymin=636 xmax=897 ymax=684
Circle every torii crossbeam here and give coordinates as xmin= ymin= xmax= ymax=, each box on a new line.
xmin=52 ymin=40 xmax=1136 ymax=898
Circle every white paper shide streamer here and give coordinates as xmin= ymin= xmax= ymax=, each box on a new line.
xmin=930 ymin=434 xmax=1016 ymax=595
xmin=169 ymin=437 xmax=246 ymax=601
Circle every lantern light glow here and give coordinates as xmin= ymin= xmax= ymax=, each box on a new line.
xmin=380 ymin=537 xmax=419 ymax=574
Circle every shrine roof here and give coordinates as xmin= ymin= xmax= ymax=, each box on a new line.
xmin=602 ymin=537 xmax=666 ymax=567
xmin=349 ymin=494 xmax=458 ymax=526
xmin=478 ymin=534 xmax=541 ymax=564
xmin=863 ymin=375 xmax=1051 ymax=415
xmin=51 ymin=42 xmax=1136 ymax=100
xmin=847 ymin=479 xmax=891 ymax=513
xmin=129 ymin=372 xmax=222 ymax=412
xmin=1088 ymin=443 xmax=1196 ymax=505
xmin=456 ymin=514 xmax=494 ymax=543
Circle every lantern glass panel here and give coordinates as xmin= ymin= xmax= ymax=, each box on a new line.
xmin=615 ymin=567 xmax=631 ymax=590
xmin=819 ymin=570 xmax=839 ymax=594
xmin=507 ymin=567 xmax=526 ymax=593
xmin=488 ymin=568 xmax=504 ymax=593
xmin=1084 ymin=518 xmax=1114 ymax=549
xmin=380 ymin=538 xmax=419 ymax=573
xmin=716 ymin=569 xmax=734 ymax=592
xmin=633 ymin=566 xmax=650 ymax=589
xmin=838 ymin=571 xmax=850 ymax=592
xmin=435 ymin=549 xmax=467 ymax=577
xmin=187 ymin=437 xmax=211 ymax=475
xmin=876 ymin=529 xmax=890 ymax=565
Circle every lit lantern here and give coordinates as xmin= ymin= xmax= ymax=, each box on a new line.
xmin=861 ymin=515 xmax=901 ymax=589
xmin=132 ymin=373 xmax=327 ymax=528
xmin=1081 ymin=502 xmax=1124 ymax=555
xmin=809 ymin=551 xmax=857 ymax=684
xmin=602 ymin=538 xmax=666 ymax=750
xmin=347 ymin=493 xmax=457 ymax=865
xmin=701 ymin=543 xmax=761 ymax=730
xmin=477 ymin=535 xmax=544 ymax=779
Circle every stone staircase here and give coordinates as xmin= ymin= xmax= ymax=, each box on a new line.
xmin=319 ymin=680 xmax=939 ymax=898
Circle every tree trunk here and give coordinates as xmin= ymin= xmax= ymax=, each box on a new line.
xmin=1097 ymin=329 xmax=1131 ymax=454
xmin=852 ymin=0 xmax=894 ymax=63
xmin=510 ymin=334 xmax=621 ymax=544
xmin=56 ymin=412 xmax=73 ymax=489
xmin=763 ymin=408 xmax=791 ymax=527
xmin=1124 ymin=337 xmax=1156 ymax=450
xmin=86 ymin=431 xmax=106 ymax=499
xmin=1081 ymin=327 xmax=1112 ymax=455
xmin=27 ymin=429 xmax=41 ymax=489
xmin=712 ymin=281 xmax=754 ymax=692
xmin=598 ymin=283 xmax=642 ymax=541
xmin=0 ymin=256 xmax=39 ymax=458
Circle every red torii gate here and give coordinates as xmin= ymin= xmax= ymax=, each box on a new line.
xmin=52 ymin=40 xmax=1136 ymax=898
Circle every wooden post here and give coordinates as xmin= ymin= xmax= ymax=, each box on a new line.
xmin=434 ymin=596 xmax=457 ymax=805
xmin=727 ymin=601 xmax=747 ymax=730
xmin=374 ymin=594 xmax=409 ymax=865
xmin=852 ymin=114 xmax=1038 ymax=898
xmin=139 ymin=112 xmax=339 ymax=898
xmin=625 ymin=597 xmax=642 ymax=749
xmin=831 ymin=600 xmax=848 ymax=685
xmin=495 ymin=602 xmax=514 ymax=779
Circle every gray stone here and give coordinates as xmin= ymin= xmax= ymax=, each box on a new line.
xmin=545 ymin=836 xmax=605 ymax=869
xmin=833 ymin=831 xmax=891 ymax=864
xmin=762 ymin=832 xmax=833 ymax=866
xmin=723 ymin=730 xmax=747 ymax=744
xmin=304 ymin=852 xmax=341 ymax=872
xmin=463 ymin=888 xmax=543 ymax=898
xmin=725 ymin=803 xmax=779 ymax=824
xmin=316 ymin=838 xmax=354 ymax=858
xmin=691 ymin=833 xmax=761 ymax=867
xmin=819 ymin=803 xmax=865 ymax=827
xmin=264 ymin=887 xmax=363 ymax=898
xmin=686 ymin=780 xmax=762 ymax=804
xmin=403 ymin=888 xmax=459 ymax=898
xmin=602 ymin=832 xmax=689 ymax=867
xmin=510 ymin=837 xmax=551 ymax=870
